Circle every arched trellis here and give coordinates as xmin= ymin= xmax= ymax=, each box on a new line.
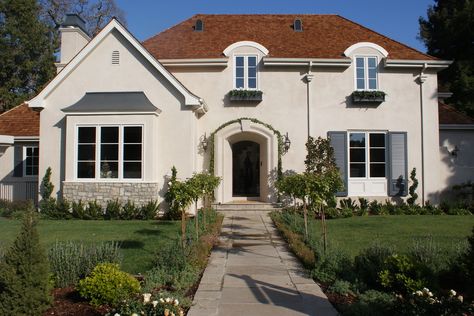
xmin=208 ymin=118 xmax=284 ymax=181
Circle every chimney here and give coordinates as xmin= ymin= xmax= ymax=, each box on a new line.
xmin=56 ymin=14 xmax=91 ymax=72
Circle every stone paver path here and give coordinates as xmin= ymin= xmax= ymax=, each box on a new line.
xmin=187 ymin=212 xmax=339 ymax=316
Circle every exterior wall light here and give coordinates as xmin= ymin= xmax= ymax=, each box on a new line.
xmin=201 ymin=133 xmax=209 ymax=151
xmin=284 ymin=132 xmax=291 ymax=152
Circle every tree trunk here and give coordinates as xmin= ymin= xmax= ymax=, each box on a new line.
xmin=195 ymin=200 xmax=199 ymax=240
xmin=303 ymin=199 xmax=308 ymax=240
xmin=203 ymin=195 xmax=207 ymax=228
xmin=320 ymin=204 xmax=327 ymax=253
xmin=181 ymin=209 xmax=186 ymax=248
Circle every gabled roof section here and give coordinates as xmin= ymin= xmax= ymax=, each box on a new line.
xmin=439 ymin=102 xmax=474 ymax=125
xmin=28 ymin=19 xmax=203 ymax=109
xmin=143 ymin=14 xmax=435 ymax=60
xmin=0 ymin=103 xmax=40 ymax=137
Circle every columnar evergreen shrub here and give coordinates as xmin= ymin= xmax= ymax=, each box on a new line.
xmin=0 ymin=210 xmax=51 ymax=315
xmin=407 ymin=168 xmax=419 ymax=206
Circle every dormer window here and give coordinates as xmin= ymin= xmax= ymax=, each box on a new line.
xmin=194 ymin=19 xmax=204 ymax=32
xmin=355 ymin=56 xmax=378 ymax=90
xmin=294 ymin=19 xmax=303 ymax=32
xmin=234 ymin=55 xmax=257 ymax=89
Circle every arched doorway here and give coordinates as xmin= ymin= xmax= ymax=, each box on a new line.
xmin=213 ymin=119 xmax=279 ymax=203
xmin=232 ymin=141 xmax=260 ymax=197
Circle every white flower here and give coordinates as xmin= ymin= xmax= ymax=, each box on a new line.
xmin=428 ymin=291 xmax=433 ymax=297
xmin=422 ymin=287 xmax=430 ymax=293
xmin=428 ymin=298 xmax=435 ymax=304
xmin=415 ymin=290 xmax=423 ymax=296
xmin=457 ymin=295 xmax=463 ymax=303
xmin=165 ymin=297 xmax=172 ymax=303
xmin=449 ymin=289 xmax=456 ymax=296
xmin=159 ymin=298 xmax=165 ymax=303
xmin=114 ymin=314 xmax=121 ymax=316
xmin=143 ymin=293 xmax=152 ymax=303
xmin=152 ymin=300 xmax=158 ymax=308
xmin=168 ymin=181 xmax=172 ymax=186
xmin=173 ymin=299 xmax=179 ymax=306
xmin=131 ymin=314 xmax=139 ymax=316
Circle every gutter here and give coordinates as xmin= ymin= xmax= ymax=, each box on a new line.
xmin=263 ymin=58 xmax=351 ymax=67
xmin=159 ymin=58 xmax=228 ymax=67
xmin=439 ymin=124 xmax=474 ymax=130
xmin=14 ymin=136 xmax=39 ymax=142
xmin=384 ymin=59 xmax=452 ymax=70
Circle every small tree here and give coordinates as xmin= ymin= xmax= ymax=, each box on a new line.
xmin=407 ymin=168 xmax=419 ymax=206
xmin=188 ymin=173 xmax=204 ymax=240
xmin=164 ymin=166 xmax=180 ymax=220
xmin=40 ymin=167 xmax=56 ymax=215
xmin=0 ymin=210 xmax=51 ymax=314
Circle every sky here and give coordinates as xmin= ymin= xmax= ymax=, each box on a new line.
xmin=116 ymin=0 xmax=435 ymax=53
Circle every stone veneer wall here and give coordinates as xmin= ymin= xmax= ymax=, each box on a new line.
xmin=62 ymin=182 xmax=161 ymax=206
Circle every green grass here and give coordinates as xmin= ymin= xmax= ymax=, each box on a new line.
xmin=283 ymin=213 xmax=474 ymax=257
xmin=0 ymin=219 xmax=181 ymax=274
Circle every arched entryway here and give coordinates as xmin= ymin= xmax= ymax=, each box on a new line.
xmin=213 ymin=119 xmax=279 ymax=203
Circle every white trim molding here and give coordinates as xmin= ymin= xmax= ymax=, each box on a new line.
xmin=384 ymin=59 xmax=452 ymax=70
xmin=0 ymin=135 xmax=14 ymax=145
xmin=159 ymin=58 xmax=228 ymax=67
xmin=27 ymin=19 xmax=204 ymax=108
xmin=344 ymin=42 xmax=389 ymax=58
xmin=263 ymin=57 xmax=351 ymax=67
xmin=223 ymin=41 xmax=269 ymax=57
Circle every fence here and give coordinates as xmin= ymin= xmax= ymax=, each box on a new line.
xmin=0 ymin=181 xmax=38 ymax=205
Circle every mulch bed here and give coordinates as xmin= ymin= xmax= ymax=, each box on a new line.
xmin=44 ymin=287 xmax=109 ymax=316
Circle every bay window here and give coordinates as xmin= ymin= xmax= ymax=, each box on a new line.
xmin=77 ymin=125 xmax=142 ymax=180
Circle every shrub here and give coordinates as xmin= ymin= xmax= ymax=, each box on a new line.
xmin=340 ymin=198 xmax=357 ymax=211
xmin=85 ymin=200 xmax=103 ymax=220
xmin=344 ymin=290 xmax=396 ymax=316
xmin=0 ymin=200 xmax=33 ymax=218
xmin=312 ymin=248 xmax=353 ymax=284
xmin=368 ymin=200 xmax=384 ymax=215
xmin=339 ymin=207 xmax=354 ymax=218
xmin=354 ymin=243 xmax=395 ymax=289
xmin=378 ymin=254 xmax=425 ymax=295
xmin=104 ymin=199 xmax=121 ymax=220
xmin=54 ymin=199 xmax=72 ymax=219
xmin=328 ymin=279 xmax=354 ymax=296
xmin=325 ymin=207 xmax=341 ymax=219
xmin=461 ymin=227 xmax=474 ymax=294
xmin=358 ymin=197 xmax=369 ymax=212
xmin=140 ymin=200 xmax=159 ymax=220
xmin=72 ymin=200 xmax=86 ymax=219
xmin=399 ymin=288 xmax=471 ymax=316
xmin=78 ymin=263 xmax=140 ymax=307
xmin=48 ymin=241 xmax=122 ymax=288
xmin=0 ymin=211 xmax=51 ymax=315
xmin=109 ymin=292 xmax=185 ymax=316
xmin=407 ymin=167 xmax=419 ymax=206
xmin=121 ymin=200 xmax=138 ymax=220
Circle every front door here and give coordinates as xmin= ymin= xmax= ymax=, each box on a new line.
xmin=232 ymin=141 xmax=260 ymax=197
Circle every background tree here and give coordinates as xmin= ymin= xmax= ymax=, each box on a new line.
xmin=0 ymin=210 xmax=51 ymax=314
xmin=0 ymin=0 xmax=55 ymax=110
xmin=419 ymin=0 xmax=474 ymax=116
xmin=39 ymin=0 xmax=126 ymax=37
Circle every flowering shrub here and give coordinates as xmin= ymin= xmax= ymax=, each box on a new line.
xmin=109 ymin=293 xmax=184 ymax=316
xmin=398 ymin=288 xmax=471 ymax=315
xmin=378 ymin=254 xmax=425 ymax=295
xmin=78 ymin=263 xmax=140 ymax=307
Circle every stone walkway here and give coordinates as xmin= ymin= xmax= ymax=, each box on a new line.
xmin=187 ymin=212 xmax=339 ymax=316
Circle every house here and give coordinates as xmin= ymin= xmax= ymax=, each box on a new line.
xmin=0 ymin=13 xmax=466 ymax=208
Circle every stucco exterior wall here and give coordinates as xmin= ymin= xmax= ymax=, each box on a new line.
xmin=439 ymin=129 xmax=474 ymax=195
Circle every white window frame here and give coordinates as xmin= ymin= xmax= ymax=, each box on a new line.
xmin=74 ymin=124 xmax=144 ymax=181
xmin=23 ymin=146 xmax=39 ymax=177
xmin=354 ymin=56 xmax=379 ymax=91
xmin=348 ymin=131 xmax=387 ymax=180
xmin=233 ymin=55 xmax=258 ymax=90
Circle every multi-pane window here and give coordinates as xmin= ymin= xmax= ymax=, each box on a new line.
xmin=349 ymin=132 xmax=386 ymax=178
xmin=77 ymin=126 xmax=142 ymax=180
xmin=355 ymin=57 xmax=378 ymax=90
xmin=235 ymin=56 xmax=257 ymax=89
xmin=24 ymin=146 xmax=39 ymax=176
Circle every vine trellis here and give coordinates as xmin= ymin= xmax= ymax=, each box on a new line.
xmin=208 ymin=117 xmax=284 ymax=181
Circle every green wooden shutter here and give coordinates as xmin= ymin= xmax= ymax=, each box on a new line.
xmin=388 ymin=132 xmax=408 ymax=196
xmin=328 ymin=131 xmax=348 ymax=197
xmin=13 ymin=145 xmax=23 ymax=177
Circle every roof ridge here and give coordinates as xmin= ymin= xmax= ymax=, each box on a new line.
xmin=335 ymin=15 xmax=436 ymax=60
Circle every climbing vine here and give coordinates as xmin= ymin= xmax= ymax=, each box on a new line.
xmin=208 ymin=118 xmax=284 ymax=181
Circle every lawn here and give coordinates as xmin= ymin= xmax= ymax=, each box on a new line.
xmin=0 ymin=218 xmax=181 ymax=274
xmin=299 ymin=215 xmax=474 ymax=256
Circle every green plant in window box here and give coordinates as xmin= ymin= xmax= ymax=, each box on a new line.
xmin=229 ymin=89 xmax=263 ymax=101
xmin=352 ymin=90 xmax=386 ymax=103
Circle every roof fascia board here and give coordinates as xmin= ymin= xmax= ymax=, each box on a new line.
xmin=263 ymin=57 xmax=351 ymax=67
xmin=64 ymin=111 xmax=160 ymax=116
xmin=28 ymin=19 xmax=203 ymax=108
xmin=439 ymin=124 xmax=474 ymax=130
xmin=14 ymin=136 xmax=40 ymax=142
xmin=384 ymin=59 xmax=452 ymax=70
xmin=0 ymin=135 xmax=14 ymax=145
xmin=159 ymin=58 xmax=228 ymax=67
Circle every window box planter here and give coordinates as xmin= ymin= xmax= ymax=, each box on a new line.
xmin=351 ymin=90 xmax=386 ymax=103
xmin=229 ymin=89 xmax=263 ymax=102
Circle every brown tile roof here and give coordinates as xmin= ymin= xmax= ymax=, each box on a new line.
xmin=439 ymin=102 xmax=474 ymax=125
xmin=0 ymin=103 xmax=40 ymax=136
xmin=143 ymin=14 xmax=435 ymax=60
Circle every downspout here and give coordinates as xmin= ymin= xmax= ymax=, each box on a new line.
xmin=418 ymin=63 xmax=428 ymax=205
xmin=305 ymin=61 xmax=314 ymax=139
